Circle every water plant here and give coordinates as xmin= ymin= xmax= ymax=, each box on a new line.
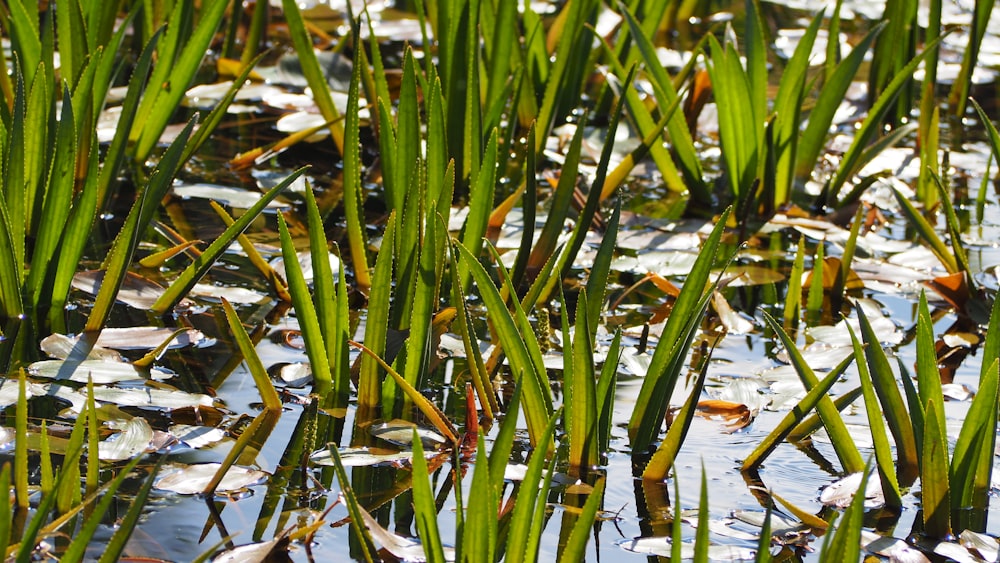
xmin=3 ymin=0 xmax=1000 ymax=560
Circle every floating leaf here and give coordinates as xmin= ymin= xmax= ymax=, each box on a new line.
xmin=212 ymin=536 xmax=291 ymax=563
xmin=97 ymin=418 xmax=153 ymax=461
xmin=819 ymin=472 xmax=885 ymax=509
xmin=620 ymin=537 xmax=756 ymax=560
xmin=168 ymin=425 xmax=226 ymax=449
xmin=40 ymin=334 xmax=122 ymax=361
xmin=171 ymin=183 xmax=291 ymax=209
xmin=309 ymin=446 xmax=422 ymax=468
xmin=370 ymin=420 xmax=447 ymax=447
xmin=28 ymin=360 xmax=175 ymax=383
xmin=154 ymin=463 xmax=268 ymax=495
xmin=72 ymin=270 xmax=192 ymax=310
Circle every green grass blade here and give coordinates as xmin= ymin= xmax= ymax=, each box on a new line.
xmin=822 ymin=462 xmax=868 ymax=562
xmin=0 ymin=464 xmax=10 ymax=551
xmin=765 ymin=313 xmax=865 ymax=472
xmin=448 ymin=239 xmax=496 ymax=418
xmin=96 ymin=27 xmax=160 ymax=210
xmin=915 ymin=292 xmax=944 ymax=447
xmin=409 ymin=432 xmax=447 ymax=563
xmin=462 ymin=436 xmax=497 ymax=562
xmin=62 ymin=453 xmax=147 ymax=561
xmin=278 ymin=0 xmax=344 ymax=153
xmin=891 ymin=187 xmax=959 ymax=274
xmin=327 ymin=446 xmax=377 ymax=562
xmin=705 ymin=35 xmax=760 ymax=199
xmin=276 ymin=211 xmax=333 ymax=397
xmin=133 ymin=0 xmax=228 ymax=160
xmin=505 ymin=410 xmax=560 ymax=563
xmin=152 ymin=167 xmax=306 ymax=314
xmin=783 ymin=235 xmax=806 ymax=330
xmin=618 ymin=4 xmax=706 ymax=200
xmin=597 ymin=329 xmax=620 ymax=453
xmin=525 ymin=115 xmax=585 ymax=279
xmin=558 ymin=477 xmax=605 ymax=563
xmin=946 ymin=0 xmax=993 ymax=119
xmin=642 ymin=353 xmax=709 ymax=481
xmin=342 ymin=41 xmax=371 ymax=291
xmin=740 ymin=362 xmax=847 ymax=471
xmin=456 ymin=240 xmax=553 ymax=447
xmin=222 ymin=298 xmax=280 ymax=411
xmin=950 ymin=358 xmax=998 ymax=513
xmin=856 ymin=302 xmax=919 ymax=484
xmin=694 ymin=465 xmax=710 ymax=562
xmin=585 ymin=200 xmax=619 ymax=340
xmin=86 ymin=117 xmax=197 ymax=334
xmin=566 ymin=288 xmax=597 ymax=471
xmin=828 ymin=34 xmax=946 ymax=201
xmin=972 ymin=99 xmax=1000 ymax=166
xmin=922 ymin=398 xmax=952 ymax=539
xmin=629 ymin=207 xmax=732 ymax=452
xmin=771 ymin=8 xmax=823 ymax=203
xmin=358 ymin=213 xmax=394 ymax=413
xmin=14 ymin=373 xmax=28 ymax=510
xmin=352 ymin=341 xmax=458 ymax=444
xmin=795 ymin=23 xmax=883 ymax=180
xmin=847 ymin=324 xmax=902 ymax=508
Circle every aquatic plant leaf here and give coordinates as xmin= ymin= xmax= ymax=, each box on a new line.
xmin=763 ymin=313 xmax=864 ymax=473
xmin=212 ymin=536 xmax=291 ymax=563
xmin=340 ymin=37 xmax=371 ymax=290
xmin=856 ymin=303 xmax=919 ymax=485
xmin=96 ymin=417 xmax=153 ymax=462
xmin=153 ymin=167 xmax=306 ymax=315
xmin=131 ymin=0 xmax=228 ymax=160
xmin=922 ymin=398 xmax=952 ymax=539
xmin=168 ymin=425 xmax=226 ymax=450
xmin=505 ymin=409 xmax=560 ymax=563
xmin=620 ymin=537 xmax=756 ymax=560
xmin=456 ymin=240 xmax=553 ymax=448
xmin=616 ymin=4 xmax=705 ymax=200
xmin=310 ymin=447 xmax=414 ymax=468
xmin=28 ymin=359 xmax=174 ymax=383
xmin=98 ymin=458 xmax=162 ymax=563
xmin=828 ymin=33 xmax=946 ymax=203
xmin=222 ymin=298 xmax=280 ymax=411
xmin=326 ymin=445 xmax=378 ymax=561
xmin=40 ymin=334 xmax=122 ymax=361
xmin=370 ymin=420 xmax=447 ymax=447
xmin=565 ymin=288 xmax=598 ymax=471
xmin=629 ymin=207 xmax=732 ymax=453
xmin=795 ymin=22 xmax=883 ymax=181
xmin=557 ymin=476 xmax=605 ymax=562
xmin=351 ymin=341 xmax=458 ymax=444
xmin=847 ymin=323 xmax=902 ymax=508
xmin=946 ymin=1 xmax=993 ymax=119
xmin=462 ymin=435 xmax=497 ymax=563
xmin=741 ymin=362 xmax=846 ymax=471
xmin=821 ymin=462 xmax=868 ymax=562
xmin=154 ymin=463 xmax=269 ymax=495
xmin=642 ymin=355 xmax=709 ymax=481
xmin=819 ymin=472 xmax=885 ymax=509
xmin=950 ymin=358 xmax=998 ymax=517
xmin=405 ymin=429 xmax=448 ymax=563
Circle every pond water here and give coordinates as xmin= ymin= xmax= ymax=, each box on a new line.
xmin=5 ymin=0 xmax=1000 ymax=561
